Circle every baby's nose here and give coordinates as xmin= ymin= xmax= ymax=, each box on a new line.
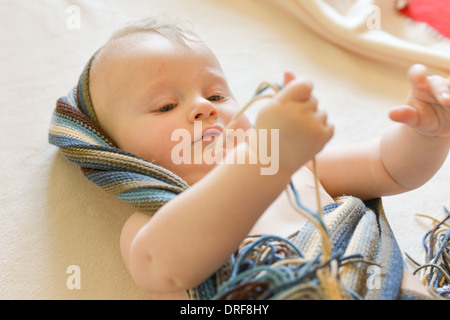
xmin=189 ymin=98 xmax=218 ymax=122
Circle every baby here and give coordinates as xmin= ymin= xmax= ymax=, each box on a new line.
xmin=86 ymin=18 xmax=450 ymax=299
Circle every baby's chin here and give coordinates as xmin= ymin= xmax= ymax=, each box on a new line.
xmin=176 ymin=163 xmax=218 ymax=186
xmin=158 ymin=152 xmax=219 ymax=185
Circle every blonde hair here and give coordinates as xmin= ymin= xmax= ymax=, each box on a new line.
xmin=107 ymin=16 xmax=199 ymax=47
xmin=89 ymin=16 xmax=201 ymax=86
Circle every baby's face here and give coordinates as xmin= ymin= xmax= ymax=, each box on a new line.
xmin=90 ymin=33 xmax=252 ymax=185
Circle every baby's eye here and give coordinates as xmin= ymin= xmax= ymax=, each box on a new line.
xmin=158 ymin=104 xmax=177 ymax=112
xmin=207 ymin=95 xmax=223 ymax=102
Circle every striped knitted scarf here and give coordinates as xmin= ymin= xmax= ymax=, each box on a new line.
xmin=191 ymin=197 xmax=437 ymax=300
xmin=48 ymin=56 xmax=189 ymax=215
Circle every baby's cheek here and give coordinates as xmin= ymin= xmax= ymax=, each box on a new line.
xmin=137 ymin=125 xmax=184 ymax=164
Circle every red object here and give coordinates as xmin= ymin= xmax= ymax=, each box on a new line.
xmin=400 ymin=0 xmax=450 ymax=39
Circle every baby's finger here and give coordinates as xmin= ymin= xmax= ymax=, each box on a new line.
xmin=278 ymin=78 xmax=313 ymax=103
xmin=389 ymin=105 xmax=419 ymax=127
xmin=428 ymin=75 xmax=450 ymax=106
xmin=316 ymin=109 xmax=329 ymax=126
xmin=295 ymin=95 xmax=319 ymax=113
xmin=317 ymin=110 xmax=335 ymax=141
xmin=408 ymin=64 xmax=430 ymax=92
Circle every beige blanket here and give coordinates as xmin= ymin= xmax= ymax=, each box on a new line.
xmin=274 ymin=0 xmax=450 ymax=74
xmin=1 ymin=0 xmax=448 ymax=299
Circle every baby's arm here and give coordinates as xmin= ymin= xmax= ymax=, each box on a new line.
xmin=125 ymin=145 xmax=291 ymax=293
xmin=313 ymin=65 xmax=450 ymax=200
xmin=121 ymin=75 xmax=333 ymax=293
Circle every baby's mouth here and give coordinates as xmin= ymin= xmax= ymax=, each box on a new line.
xmin=193 ymin=125 xmax=224 ymax=144
xmin=202 ymin=129 xmax=222 ymax=141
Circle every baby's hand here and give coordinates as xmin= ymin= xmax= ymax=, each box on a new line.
xmin=255 ymin=72 xmax=334 ymax=175
xmin=389 ymin=64 xmax=450 ymax=137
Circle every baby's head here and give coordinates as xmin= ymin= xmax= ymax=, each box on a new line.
xmin=89 ymin=18 xmax=252 ymax=185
